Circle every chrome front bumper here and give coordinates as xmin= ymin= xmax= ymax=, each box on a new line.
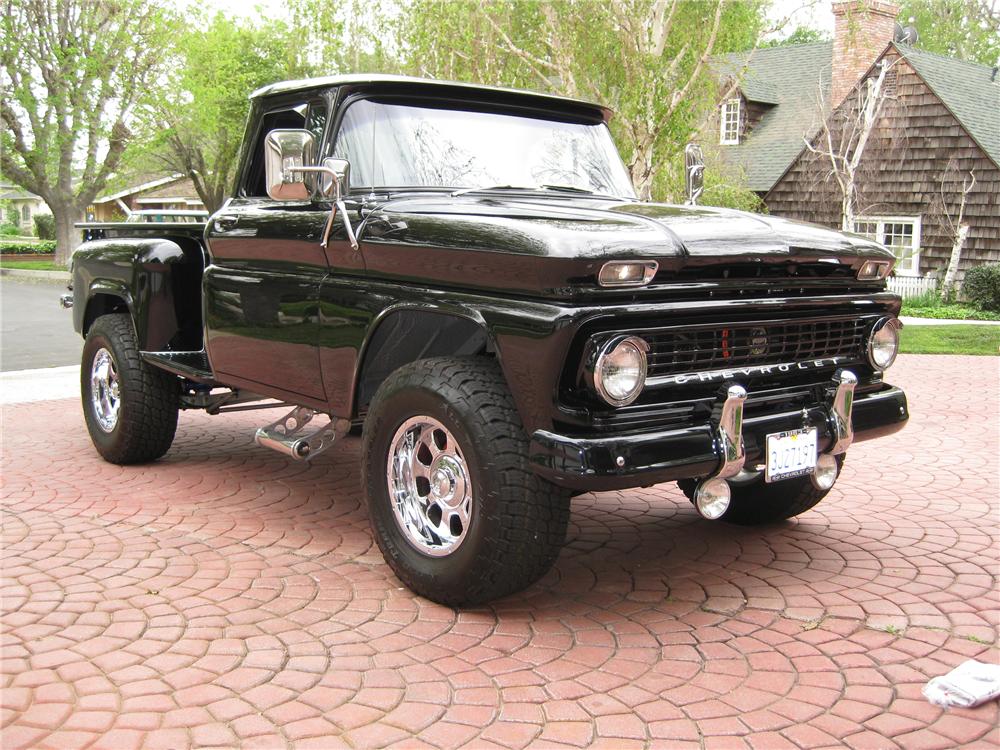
xmin=530 ymin=372 xmax=907 ymax=492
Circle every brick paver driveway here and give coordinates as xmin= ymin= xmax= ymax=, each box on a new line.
xmin=2 ymin=354 xmax=998 ymax=749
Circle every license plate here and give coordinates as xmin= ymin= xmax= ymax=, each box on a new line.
xmin=765 ymin=428 xmax=817 ymax=483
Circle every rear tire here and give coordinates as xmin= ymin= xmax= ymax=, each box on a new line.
xmin=81 ymin=314 xmax=179 ymax=464
xmin=362 ymin=357 xmax=571 ymax=606
xmin=679 ymin=456 xmax=843 ymax=525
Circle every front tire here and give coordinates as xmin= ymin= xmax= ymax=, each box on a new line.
xmin=362 ymin=357 xmax=571 ymax=606
xmin=679 ymin=456 xmax=844 ymax=525
xmin=81 ymin=314 xmax=179 ymax=464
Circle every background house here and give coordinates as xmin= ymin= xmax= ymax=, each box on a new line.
xmin=87 ymin=174 xmax=206 ymax=222
xmin=715 ymin=0 xmax=999 ymax=292
xmin=0 ymin=184 xmax=50 ymax=233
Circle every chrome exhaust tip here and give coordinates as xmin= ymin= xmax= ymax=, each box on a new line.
xmin=810 ymin=453 xmax=839 ymax=490
xmin=694 ymin=477 xmax=731 ymax=520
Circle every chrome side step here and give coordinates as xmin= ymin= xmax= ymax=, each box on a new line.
xmin=254 ymin=406 xmax=350 ymax=461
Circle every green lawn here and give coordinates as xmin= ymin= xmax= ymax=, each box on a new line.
xmin=900 ymin=325 xmax=1000 ymax=356
xmin=900 ymin=292 xmax=1000 ymax=321
xmin=0 ymin=259 xmax=64 ymax=271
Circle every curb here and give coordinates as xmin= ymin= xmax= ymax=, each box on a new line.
xmin=0 ymin=268 xmax=70 ymax=282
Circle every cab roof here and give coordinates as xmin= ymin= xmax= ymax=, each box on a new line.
xmin=249 ymin=73 xmax=613 ymax=122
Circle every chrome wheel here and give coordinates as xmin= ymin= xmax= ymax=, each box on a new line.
xmin=90 ymin=348 xmax=120 ymax=433
xmin=387 ymin=416 xmax=472 ymax=557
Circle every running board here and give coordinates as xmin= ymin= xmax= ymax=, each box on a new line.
xmin=254 ymin=406 xmax=350 ymax=461
xmin=142 ymin=351 xmax=215 ymax=383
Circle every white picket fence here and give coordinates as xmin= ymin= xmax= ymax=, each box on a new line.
xmin=887 ymin=275 xmax=938 ymax=298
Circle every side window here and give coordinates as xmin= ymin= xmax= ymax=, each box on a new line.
xmin=306 ymin=101 xmax=328 ymax=146
xmin=243 ymin=103 xmax=308 ymax=197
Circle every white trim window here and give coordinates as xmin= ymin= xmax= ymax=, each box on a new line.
xmin=853 ymin=216 xmax=922 ymax=276
xmin=719 ymin=98 xmax=741 ymax=145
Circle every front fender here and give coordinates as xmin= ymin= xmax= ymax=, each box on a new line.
xmin=322 ymin=274 xmax=578 ymax=433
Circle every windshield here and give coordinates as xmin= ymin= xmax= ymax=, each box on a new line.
xmin=333 ymin=99 xmax=636 ymax=198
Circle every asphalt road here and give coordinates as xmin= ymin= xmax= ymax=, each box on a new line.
xmin=1 ymin=276 xmax=82 ymax=371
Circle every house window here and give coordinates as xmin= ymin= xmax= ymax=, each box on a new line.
xmin=853 ymin=216 xmax=921 ymax=276
xmin=21 ymin=205 xmax=30 ymax=225
xmin=720 ymin=98 xmax=741 ymax=145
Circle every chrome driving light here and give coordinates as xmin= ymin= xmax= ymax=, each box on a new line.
xmin=867 ymin=317 xmax=902 ymax=370
xmin=694 ymin=477 xmax=731 ymax=520
xmin=857 ymin=259 xmax=893 ymax=280
xmin=810 ymin=453 xmax=839 ymax=490
xmin=593 ymin=336 xmax=649 ymax=406
xmin=598 ymin=261 xmax=658 ymax=287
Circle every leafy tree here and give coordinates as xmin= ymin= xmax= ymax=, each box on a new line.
xmin=762 ymin=26 xmax=830 ymax=48
xmin=141 ymin=13 xmax=309 ymax=214
xmin=897 ymin=0 xmax=1000 ymax=66
xmin=287 ymin=0 xmax=398 ymax=74
xmin=0 ymin=0 xmax=175 ymax=264
xmin=389 ymin=0 xmax=766 ymax=201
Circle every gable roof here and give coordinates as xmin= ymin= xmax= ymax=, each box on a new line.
xmin=897 ymin=45 xmax=1000 ymax=167
xmin=718 ymin=40 xmax=1000 ymax=191
xmin=0 ymin=185 xmax=41 ymax=201
xmin=94 ymin=174 xmax=185 ymax=204
xmin=717 ymin=42 xmax=832 ymax=192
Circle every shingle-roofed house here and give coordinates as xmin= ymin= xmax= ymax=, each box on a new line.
xmin=716 ymin=42 xmax=833 ymax=192
xmin=87 ymin=174 xmax=205 ymax=222
xmin=715 ymin=0 xmax=999 ymax=289
xmin=0 ymin=184 xmax=50 ymax=233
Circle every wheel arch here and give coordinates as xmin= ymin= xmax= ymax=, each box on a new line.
xmin=82 ymin=285 xmax=133 ymax=337
xmin=353 ymin=306 xmax=494 ymax=415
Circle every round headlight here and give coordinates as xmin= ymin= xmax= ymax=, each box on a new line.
xmin=867 ymin=318 xmax=901 ymax=370
xmin=593 ymin=336 xmax=648 ymax=406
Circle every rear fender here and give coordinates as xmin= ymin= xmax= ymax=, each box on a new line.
xmin=72 ymin=237 xmax=195 ymax=350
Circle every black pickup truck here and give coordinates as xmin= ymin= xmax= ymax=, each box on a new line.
xmin=66 ymin=75 xmax=908 ymax=605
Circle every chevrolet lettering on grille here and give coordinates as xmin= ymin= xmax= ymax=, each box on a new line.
xmin=648 ymin=356 xmax=848 ymax=387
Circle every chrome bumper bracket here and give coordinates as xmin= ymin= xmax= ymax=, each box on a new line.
xmin=710 ymin=384 xmax=748 ymax=480
xmin=827 ymin=369 xmax=857 ymax=455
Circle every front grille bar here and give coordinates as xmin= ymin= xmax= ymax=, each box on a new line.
xmin=612 ymin=314 xmax=875 ymax=385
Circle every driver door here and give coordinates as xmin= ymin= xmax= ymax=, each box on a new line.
xmin=203 ymin=95 xmax=358 ymax=405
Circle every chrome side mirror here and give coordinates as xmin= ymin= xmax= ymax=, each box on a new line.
xmin=684 ymin=143 xmax=705 ymax=206
xmin=264 ymin=129 xmax=317 ymax=201
xmin=316 ymin=158 xmax=350 ymax=202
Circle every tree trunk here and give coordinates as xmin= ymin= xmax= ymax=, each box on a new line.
xmin=941 ymin=223 xmax=969 ymax=302
xmin=629 ymin=141 xmax=656 ymax=201
xmin=53 ymin=205 xmax=83 ymax=267
xmin=841 ymin=189 xmax=854 ymax=233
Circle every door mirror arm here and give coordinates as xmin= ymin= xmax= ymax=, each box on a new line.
xmin=287 ymin=158 xmax=358 ymax=250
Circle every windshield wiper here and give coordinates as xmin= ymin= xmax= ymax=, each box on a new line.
xmin=451 ymin=183 xmax=627 ymax=201
xmin=538 ymin=183 xmax=594 ymax=194
xmin=451 ymin=184 xmax=538 ymax=197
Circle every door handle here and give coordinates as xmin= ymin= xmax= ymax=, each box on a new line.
xmin=214 ymin=215 xmax=239 ymax=232
xmin=365 ymin=213 xmax=408 ymax=237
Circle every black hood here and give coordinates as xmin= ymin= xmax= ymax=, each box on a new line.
xmin=359 ymin=193 xmax=894 ymax=295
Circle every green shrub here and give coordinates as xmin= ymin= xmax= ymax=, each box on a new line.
xmin=33 ymin=213 xmax=55 ymax=240
xmin=0 ymin=240 xmax=56 ymax=254
xmin=962 ymin=264 xmax=1000 ymax=311
xmin=0 ymin=223 xmax=22 ymax=236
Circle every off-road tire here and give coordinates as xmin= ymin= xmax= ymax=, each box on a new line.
xmin=678 ymin=456 xmax=844 ymax=525
xmin=81 ymin=314 xmax=179 ymax=464
xmin=362 ymin=357 xmax=571 ymax=606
